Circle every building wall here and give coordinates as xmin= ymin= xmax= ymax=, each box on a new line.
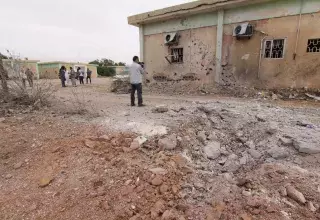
xmin=223 ymin=11 xmax=320 ymax=88
xmin=142 ymin=0 xmax=320 ymax=89
xmin=38 ymin=63 xmax=98 ymax=79
xmin=144 ymin=26 xmax=217 ymax=84
xmin=38 ymin=63 xmax=60 ymax=79
xmin=3 ymin=60 xmax=39 ymax=79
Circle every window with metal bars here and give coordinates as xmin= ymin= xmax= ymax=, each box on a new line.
xmin=264 ymin=39 xmax=285 ymax=59
xmin=307 ymin=38 xmax=320 ymax=53
xmin=171 ymin=48 xmax=183 ymax=63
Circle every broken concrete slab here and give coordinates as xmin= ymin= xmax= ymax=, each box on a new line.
xmin=293 ymin=140 xmax=320 ymax=154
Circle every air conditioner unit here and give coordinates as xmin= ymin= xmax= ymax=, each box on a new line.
xmin=233 ymin=23 xmax=254 ymax=39
xmin=164 ymin=32 xmax=179 ymax=45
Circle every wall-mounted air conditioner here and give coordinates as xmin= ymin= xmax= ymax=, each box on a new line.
xmin=233 ymin=23 xmax=254 ymax=39
xmin=164 ymin=32 xmax=179 ymax=45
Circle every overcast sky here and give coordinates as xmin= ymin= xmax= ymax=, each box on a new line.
xmin=0 ymin=0 xmax=191 ymax=64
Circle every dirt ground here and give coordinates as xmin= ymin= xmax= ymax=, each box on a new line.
xmin=1 ymin=78 xmax=320 ymax=220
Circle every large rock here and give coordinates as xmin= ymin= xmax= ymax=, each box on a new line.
xmin=286 ymin=185 xmax=306 ymax=204
xmin=159 ymin=134 xmax=177 ymax=150
xmin=293 ymin=140 xmax=320 ymax=154
xmin=204 ymin=141 xmax=221 ymax=160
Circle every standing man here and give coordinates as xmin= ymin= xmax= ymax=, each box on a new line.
xmin=86 ymin=68 xmax=92 ymax=84
xmin=129 ymin=56 xmax=145 ymax=107
xmin=78 ymin=67 xmax=84 ymax=84
xmin=59 ymin=66 xmax=66 ymax=87
xmin=69 ymin=67 xmax=77 ymax=87
xmin=25 ymin=68 xmax=34 ymax=87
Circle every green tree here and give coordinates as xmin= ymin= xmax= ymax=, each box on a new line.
xmin=97 ymin=66 xmax=116 ymax=77
xmin=89 ymin=58 xmax=126 ymax=67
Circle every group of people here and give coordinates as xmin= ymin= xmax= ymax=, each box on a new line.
xmin=59 ymin=66 xmax=92 ymax=87
xmin=57 ymin=56 xmax=145 ymax=107
xmin=20 ymin=68 xmax=34 ymax=88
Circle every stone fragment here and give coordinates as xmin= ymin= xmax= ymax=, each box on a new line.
xmin=307 ymin=201 xmax=317 ymax=212
xmin=14 ymin=162 xmax=23 ymax=169
xmin=279 ymin=186 xmax=287 ymax=197
xmin=204 ymin=141 xmax=221 ymax=160
xmin=267 ymin=147 xmax=289 ymax=159
xmin=151 ymin=176 xmax=163 ymax=186
xmin=272 ymin=93 xmax=278 ymax=100
xmin=239 ymin=155 xmax=248 ymax=165
xmin=248 ymin=149 xmax=262 ymax=159
xmin=149 ymin=167 xmax=168 ymax=175
xmin=240 ymin=213 xmax=252 ymax=220
xmin=39 ymin=177 xmax=53 ymax=187
xmin=266 ymin=122 xmax=278 ymax=135
xmin=84 ymin=139 xmax=96 ymax=148
xmin=159 ymin=184 xmax=169 ymax=194
xmin=152 ymin=106 xmax=169 ymax=113
xmin=159 ymin=134 xmax=177 ymax=150
xmin=5 ymin=174 xmax=12 ymax=179
xmin=286 ymin=185 xmax=306 ymax=204
xmin=130 ymin=136 xmax=147 ymax=150
xmin=256 ymin=114 xmax=266 ymax=122
xmin=151 ymin=200 xmax=165 ymax=218
xmin=280 ymin=137 xmax=293 ymax=146
xmin=197 ymin=131 xmax=207 ymax=144
xmin=242 ymin=190 xmax=252 ymax=197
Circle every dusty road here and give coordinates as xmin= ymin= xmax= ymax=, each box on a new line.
xmin=1 ymin=78 xmax=320 ymax=220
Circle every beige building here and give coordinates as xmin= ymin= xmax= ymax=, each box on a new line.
xmin=128 ymin=0 xmax=320 ymax=89
xmin=38 ymin=61 xmax=98 ymax=79
xmin=2 ymin=59 xmax=39 ymax=79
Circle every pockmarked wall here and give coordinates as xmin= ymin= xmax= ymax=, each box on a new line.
xmin=142 ymin=0 xmax=320 ymax=89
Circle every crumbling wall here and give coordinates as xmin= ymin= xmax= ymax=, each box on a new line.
xmin=143 ymin=2 xmax=320 ymax=90
xmin=222 ymin=11 xmax=320 ymax=89
xmin=144 ymin=26 xmax=217 ymax=88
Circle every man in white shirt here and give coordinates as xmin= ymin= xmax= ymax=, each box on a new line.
xmin=129 ymin=56 xmax=145 ymax=107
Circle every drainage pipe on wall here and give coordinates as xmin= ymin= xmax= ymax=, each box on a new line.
xmin=293 ymin=0 xmax=304 ymax=60
xmin=257 ymin=36 xmax=268 ymax=79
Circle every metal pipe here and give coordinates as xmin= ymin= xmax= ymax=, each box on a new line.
xmin=293 ymin=0 xmax=304 ymax=60
xmin=258 ymin=36 xmax=268 ymax=79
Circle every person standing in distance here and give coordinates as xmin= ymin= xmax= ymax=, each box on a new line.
xmin=86 ymin=68 xmax=92 ymax=84
xmin=59 ymin=66 xmax=66 ymax=87
xmin=129 ymin=56 xmax=145 ymax=107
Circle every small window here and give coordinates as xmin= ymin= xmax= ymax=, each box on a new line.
xmin=264 ymin=39 xmax=285 ymax=59
xmin=171 ymin=48 xmax=183 ymax=63
xmin=307 ymin=38 xmax=320 ymax=53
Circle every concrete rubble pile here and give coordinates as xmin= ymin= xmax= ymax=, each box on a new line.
xmin=128 ymin=101 xmax=320 ymax=219
xmin=111 ymin=74 xmax=131 ymax=94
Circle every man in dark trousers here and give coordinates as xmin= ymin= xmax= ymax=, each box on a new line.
xmin=59 ymin=66 xmax=66 ymax=87
xmin=129 ymin=56 xmax=145 ymax=107
xmin=86 ymin=68 xmax=92 ymax=84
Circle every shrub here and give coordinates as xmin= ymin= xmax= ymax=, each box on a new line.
xmin=97 ymin=66 xmax=116 ymax=77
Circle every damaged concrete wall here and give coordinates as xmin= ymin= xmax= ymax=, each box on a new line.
xmin=144 ymin=26 xmax=217 ymax=85
xmin=223 ymin=11 xmax=320 ymax=88
xmin=142 ymin=0 xmax=320 ymax=89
